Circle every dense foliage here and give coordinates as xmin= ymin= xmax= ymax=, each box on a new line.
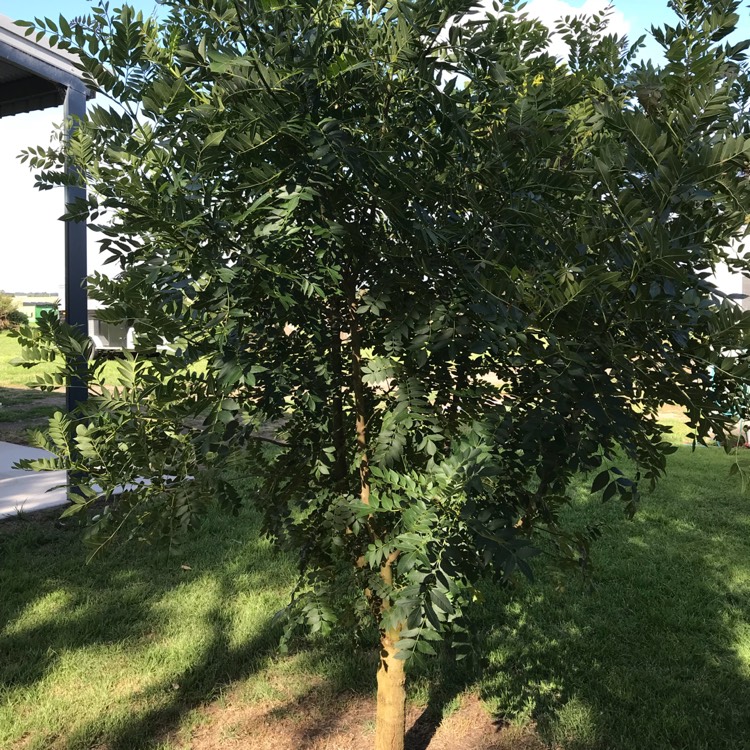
xmin=0 ymin=293 xmax=27 ymax=330
xmin=13 ymin=0 xmax=750 ymax=745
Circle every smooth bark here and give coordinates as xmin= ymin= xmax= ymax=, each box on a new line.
xmin=346 ymin=272 xmax=406 ymax=749
xmin=375 ymin=629 xmax=407 ymax=750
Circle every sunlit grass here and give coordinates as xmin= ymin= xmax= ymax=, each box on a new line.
xmin=0 ymin=505 xmax=298 ymax=750
xmin=1 ymin=447 xmax=749 ymax=749
xmin=0 ymin=331 xmax=59 ymax=388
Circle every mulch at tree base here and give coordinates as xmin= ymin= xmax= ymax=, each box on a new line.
xmin=176 ymin=690 xmax=546 ymax=750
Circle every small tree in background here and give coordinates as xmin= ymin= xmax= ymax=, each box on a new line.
xmin=0 ymin=292 xmax=22 ymax=330
xmin=15 ymin=1 xmax=750 ymax=748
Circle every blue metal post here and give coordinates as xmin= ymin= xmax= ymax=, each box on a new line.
xmin=64 ymin=85 xmax=88 ymax=414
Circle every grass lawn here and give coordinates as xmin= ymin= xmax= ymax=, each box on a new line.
xmin=0 ymin=330 xmax=64 ymax=444
xmin=0 ymin=330 xmax=60 ymax=389
xmin=0 ymin=331 xmax=124 ymax=444
xmin=1 ymin=445 xmax=750 ymax=749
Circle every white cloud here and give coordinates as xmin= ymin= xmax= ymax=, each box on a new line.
xmin=0 ymin=107 xmax=107 ymax=294
xmin=526 ymin=0 xmax=630 ymax=60
xmin=0 ymin=108 xmax=65 ymax=294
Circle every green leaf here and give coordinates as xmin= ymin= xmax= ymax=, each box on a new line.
xmin=202 ymin=130 xmax=227 ymax=150
xmin=430 ymin=588 xmax=454 ymax=614
xmin=591 ymin=469 xmax=610 ymax=493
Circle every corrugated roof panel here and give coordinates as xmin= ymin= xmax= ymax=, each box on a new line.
xmin=0 ymin=15 xmax=83 ymax=83
xmin=0 ymin=58 xmax=25 ymax=85
xmin=0 ymin=14 xmax=90 ymax=117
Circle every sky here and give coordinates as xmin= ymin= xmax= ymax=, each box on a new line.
xmin=0 ymin=0 xmax=749 ymax=292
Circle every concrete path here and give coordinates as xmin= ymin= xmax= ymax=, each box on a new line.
xmin=0 ymin=441 xmax=68 ymax=520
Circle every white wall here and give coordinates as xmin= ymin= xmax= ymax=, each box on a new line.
xmin=710 ymin=234 xmax=749 ymax=310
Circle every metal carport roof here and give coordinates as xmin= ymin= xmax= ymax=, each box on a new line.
xmin=0 ymin=14 xmax=86 ymax=115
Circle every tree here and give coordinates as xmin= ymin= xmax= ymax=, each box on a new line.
xmin=0 ymin=292 xmax=23 ymax=330
xmin=14 ymin=1 xmax=750 ymax=748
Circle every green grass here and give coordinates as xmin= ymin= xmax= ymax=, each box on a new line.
xmin=0 ymin=331 xmax=125 ymax=444
xmin=473 ymin=446 xmax=750 ymax=749
xmin=1 ymin=448 xmax=750 ymax=749
xmin=0 ymin=331 xmax=64 ymax=443
xmin=0 ymin=506 xmax=302 ymax=750
xmin=3 ymin=330 xmax=747 ymax=747
xmin=0 ymin=330 xmax=59 ymax=389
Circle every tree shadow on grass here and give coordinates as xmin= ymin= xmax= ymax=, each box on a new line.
xmin=402 ymin=650 xmax=478 ymax=750
xmin=474 ymin=454 xmax=750 ymax=750
xmin=5 ymin=452 xmax=750 ymax=749
xmin=0 ymin=503 xmax=398 ymax=750
xmin=0 ymin=500 xmax=480 ymax=750
xmin=0 ymin=505 xmax=302 ymax=749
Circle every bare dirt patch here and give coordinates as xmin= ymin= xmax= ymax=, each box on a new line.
xmin=174 ymin=690 xmax=546 ymax=750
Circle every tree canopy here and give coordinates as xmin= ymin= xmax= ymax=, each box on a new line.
xmin=14 ymin=1 xmax=750 ymax=747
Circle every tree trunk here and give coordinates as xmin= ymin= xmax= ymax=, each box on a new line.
xmin=329 ymin=308 xmax=347 ymax=483
xmin=346 ymin=271 xmax=370 ymax=505
xmin=375 ymin=629 xmax=407 ymax=750
xmin=344 ymin=271 xmax=406 ymax=748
